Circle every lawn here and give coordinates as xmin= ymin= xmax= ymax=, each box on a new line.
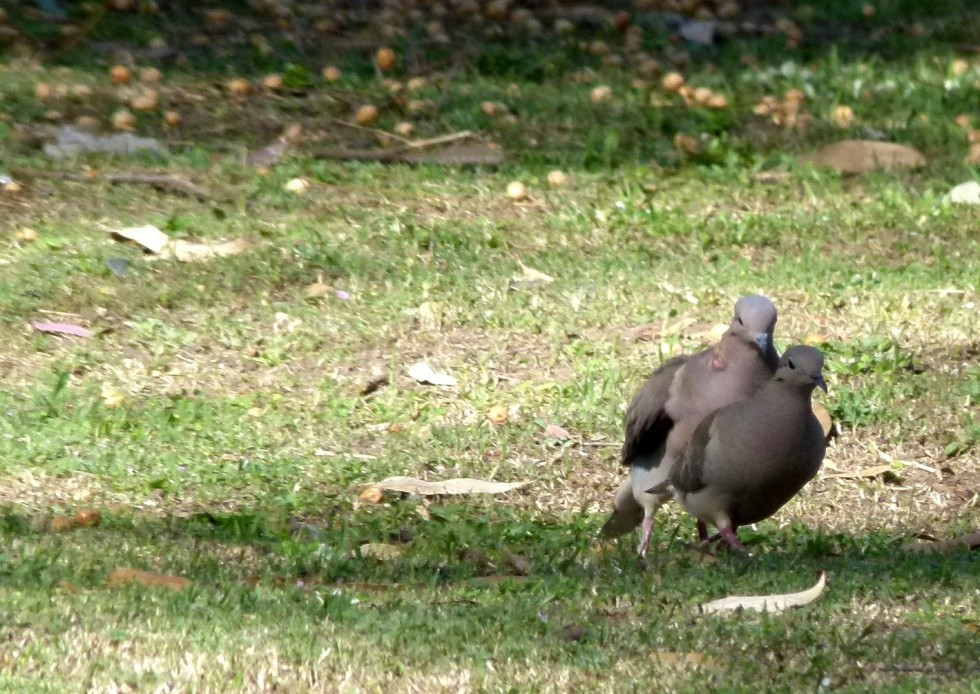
xmin=0 ymin=0 xmax=978 ymax=691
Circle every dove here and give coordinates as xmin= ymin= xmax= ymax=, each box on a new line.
xmin=601 ymin=294 xmax=779 ymax=556
xmin=655 ymin=345 xmax=828 ymax=551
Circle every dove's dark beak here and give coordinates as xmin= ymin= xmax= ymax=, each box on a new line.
xmin=754 ymin=332 xmax=769 ymax=353
xmin=814 ymin=374 xmax=828 ymax=392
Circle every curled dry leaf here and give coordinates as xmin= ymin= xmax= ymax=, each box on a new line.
xmin=303 ymin=282 xmax=330 ymax=299
xmin=107 ymin=567 xmax=193 ymax=591
xmin=371 ymin=476 xmax=527 ymax=496
xmin=652 ymin=650 xmax=717 ymax=668
xmin=487 ymin=405 xmax=509 ymax=425
xmin=902 ymin=531 xmax=980 ymax=553
xmin=73 ymin=508 xmax=101 ymax=527
xmin=49 ymin=515 xmax=75 ymax=532
xmin=358 ymin=486 xmax=384 ymax=504
xmin=407 ymin=361 xmax=457 ymax=387
xmin=359 ymin=543 xmax=403 ymax=561
xmin=172 ymin=238 xmax=249 ymax=263
xmin=700 ymin=572 xmax=826 ymax=615
xmin=802 ymin=140 xmax=927 ymax=174
xmin=32 ymin=321 xmax=93 ymax=338
xmin=58 ymin=580 xmax=81 ymax=595
xmin=544 ymin=423 xmax=572 ymax=440
xmin=110 ymin=224 xmax=171 ymax=254
xmin=824 ymin=464 xmax=898 ymax=481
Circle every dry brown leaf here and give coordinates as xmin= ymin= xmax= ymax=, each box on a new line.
xmin=825 ymin=464 xmax=895 ymax=480
xmin=401 ymin=142 xmax=504 ymax=166
xmin=902 ymin=531 xmax=980 ymax=553
xmin=544 ymin=423 xmax=572 ymax=440
xmin=700 ymin=573 xmax=826 ymax=614
xmin=109 ymin=224 xmax=171 ymax=254
xmin=58 ymin=580 xmax=81 ymax=595
xmin=466 ymin=575 xmax=528 ymax=587
xmin=303 ymin=282 xmax=330 ymax=299
xmin=107 ymin=567 xmax=193 ymax=591
xmin=359 ymin=486 xmax=384 ymax=504
xmin=652 ymin=650 xmax=717 ymax=668
xmin=487 ymin=405 xmax=509 ymax=425
xmin=502 ymin=548 xmax=532 ymax=576
xmin=49 ymin=515 xmax=74 ymax=532
xmin=73 ymin=508 xmax=101 ymax=527
xmin=802 ymin=140 xmax=927 ymax=174
xmin=172 ymin=238 xmax=249 ymax=262
xmin=371 ymin=476 xmax=528 ymax=496
xmin=359 ymin=543 xmax=403 ymax=561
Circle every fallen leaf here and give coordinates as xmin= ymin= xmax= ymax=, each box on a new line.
xmin=172 ymin=238 xmax=249 ymax=262
xmin=303 ymin=282 xmax=330 ymax=299
xmin=110 ymin=224 xmax=171 ymax=254
xmin=401 ymin=142 xmax=504 ymax=166
xmin=407 ymin=361 xmax=458 ymax=387
xmin=73 ymin=508 xmax=101 ymax=527
xmin=359 ymin=543 xmax=403 ymax=561
xmin=812 ymin=401 xmax=834 ymax=440
xmin=32 ymin=321 xmax=93 ymax=338
xmin=652 ymin=650 xmax=717 ymax=667
xmin=902 ymin=531 xmax=980 ymax=553
xmin=509 ymin=265 xmax=555 ymax=291
xmin=487 ymin=405 xmax=509 ymax=425
xmin=49 ymin=515 xmax=74 ymax=532
xmin=802 ymin=140 xmax=927 ymax=174
xmin=544 ymin=423 xmax=572 ymax=440
xmin=58 ymin=580 xmax=81 ymax=595
xmin=502 ymin=548 xmax=532 ymax=576
xmin=948 ymin=181 xmax=980 ymax=205
xmin=107 ymin=567 xmax=192 ymax=591
xmin=101 ymin=383 xmax=125 ymax=408
xmin=700 ymin=572 xmax=826 ymax=614
xmin=328 ymin=582 xmax=398 ymax=593
xmin=825 ymin=464 xmax=894 ymax=480
xmin=371 ymin=476 xmax=528 ymax=496
xmin=465 ymin=575 xmax=528 ymax=587
xmin=359 ymin=486 xmax=384 ymax=504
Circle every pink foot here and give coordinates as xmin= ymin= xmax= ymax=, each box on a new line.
xmin=720 ymin=527 xmax=748 ymax=552
xmin=638 ymin=516 xmax=654 ymax=557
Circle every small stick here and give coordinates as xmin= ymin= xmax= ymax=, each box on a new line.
xmin=328 ymin=117 xmax=413 ymax=146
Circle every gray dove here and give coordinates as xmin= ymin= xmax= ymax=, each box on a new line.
xmin=601 ymin=294 xmax=779 ymax=556
xmin=654 ymin=345 xmax=828 ymax=551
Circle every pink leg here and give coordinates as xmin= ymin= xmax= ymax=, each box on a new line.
xmin=720 ymin=526 xmax=748 ymax=552
xmin=638 ymin=516 xmax=654 ymax=557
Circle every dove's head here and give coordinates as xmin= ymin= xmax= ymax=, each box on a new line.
xmin=775 ymin=345 xmax=827 ymax=393
xmin=728 ymin=294 xmax=777 ymax=355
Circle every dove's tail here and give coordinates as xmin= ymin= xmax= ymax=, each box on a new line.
xmin=600 ymin=478 xmax=644 ymax=537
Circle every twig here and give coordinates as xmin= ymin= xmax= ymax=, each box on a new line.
xmin=404 ymin=130 xmax=474 ymax=150
xmin=11 ymin=168 xmax=211 ymax=201
xmin=328 ymin=117 xmax=413 ymax=146
xmin=106 ymin=174 xmax=210 ymax=201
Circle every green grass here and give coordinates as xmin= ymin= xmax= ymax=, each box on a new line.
xmin=1 ymin=1 xmax=978 ymax=691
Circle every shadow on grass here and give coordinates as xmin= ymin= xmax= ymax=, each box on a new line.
xmin=1 ymin=502 xmax=977 ymax=687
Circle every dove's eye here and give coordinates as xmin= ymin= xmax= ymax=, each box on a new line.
xmin=737 ymin=316 xmax=744 ymax=326
xmin=787 ymin=358 xmax=797 ymax=369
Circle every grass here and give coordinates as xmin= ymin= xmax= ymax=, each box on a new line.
xmin=1 ymin=0 xmax=978 ymax=691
